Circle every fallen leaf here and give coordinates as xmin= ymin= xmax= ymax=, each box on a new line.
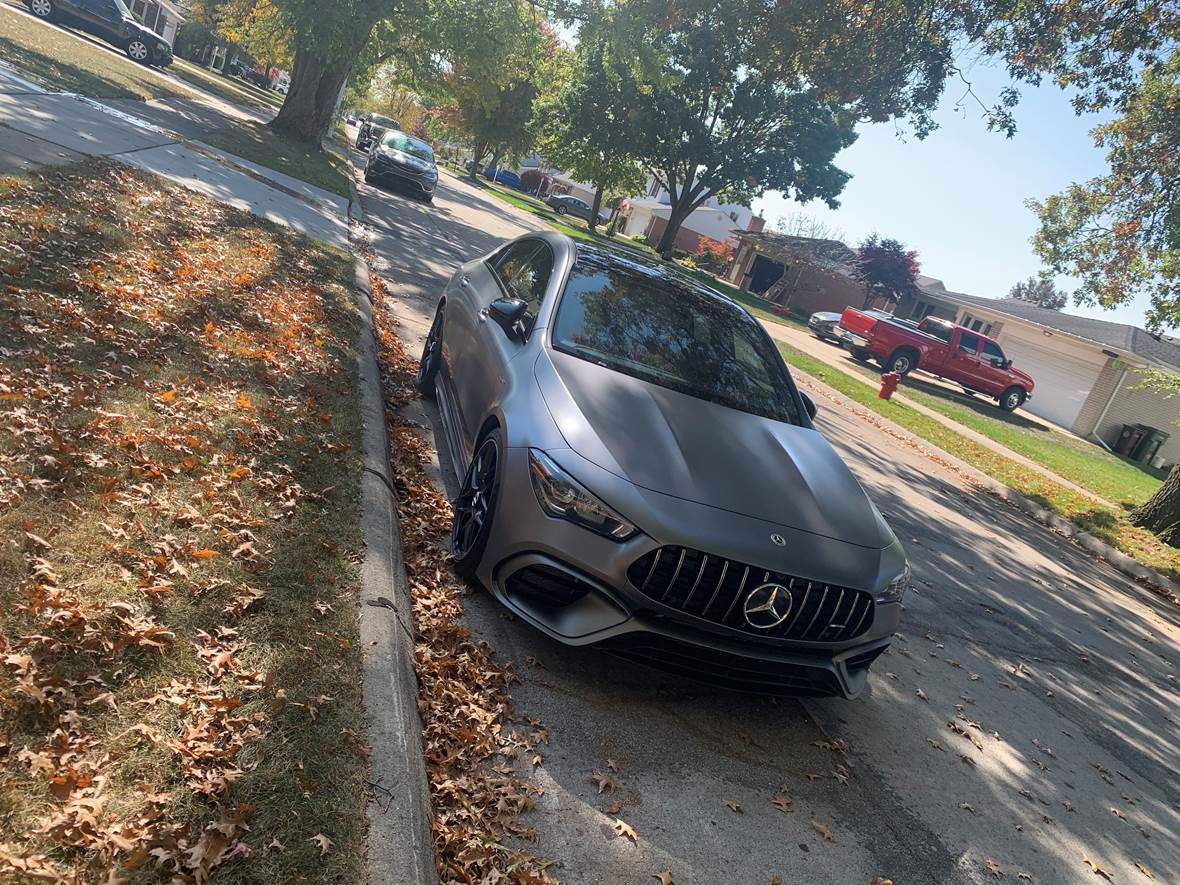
xmin=811 ymin=820 xmax=835 ymax=842
xmin=612 ymin=818 xmax=637 ymax=843
xmin=1135 ymin=862 xmax=1154 ymax=879
xmin=591 ymin=771 xmax=616 ymax=794
xmin=652 ymin=872 xmax=674 ymax=885
xmin=266 ymin=838 xmax=285 ymax=852
xmin=771 ymin=793 xmax=792 ymax=814
xmin=725 ymin=800 xmax=743 ymax=813
xmin=985 ymin=858 xmax=1003 ymax=878
xmin=959 ymin=802 xmax=976 ymax=815
xmin=1084 ymin=857 xmax=1113 ymax=880
xmin=310 ymin=834 xmax=333 ymax=856
xmin=1018 ymin=874 xmax=1034 ymax=882
xmin=916 ymin=688 xmax=929 ymax=702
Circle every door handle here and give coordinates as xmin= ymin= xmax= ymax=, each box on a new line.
xmin=477 ymin=308 xmax=488 ymax=322
xmin=460 ymin=275 xmax=470 ymax=287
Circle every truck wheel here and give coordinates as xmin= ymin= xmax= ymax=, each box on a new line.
xmin=1000 ymin=387 xmax=1026 ymax=412
xmin=29 ymin=0 xmax=56 ymax=20
xmin=885 ymin=349 xmax=918 ymax=376
xmin=850 ymin=346 xmax=872 ymax=363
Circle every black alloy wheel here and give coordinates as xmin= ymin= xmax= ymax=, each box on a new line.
xmin=451 ymin=432 xmax=501 ymax=577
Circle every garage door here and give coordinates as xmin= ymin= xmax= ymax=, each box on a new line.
xmin=997 ymin=333 xmax=1103 ymax=429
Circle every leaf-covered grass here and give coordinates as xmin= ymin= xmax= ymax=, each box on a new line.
xmin=202 ymin=120 xmax=351 ymax=199
xmin=0 ymin=4 xmax=190 ymax=100
xmin=0 ymin=160 xmax=368 ymax=882
xmin=167 ymin=59 xmax=284 ymax=112
xmin=778 ymin=342 xmax=1180 ymax=582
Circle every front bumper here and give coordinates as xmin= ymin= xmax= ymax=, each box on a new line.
xmin=477 ymin=447 xmax=901 ymax=698
xmin=366 ymin=155 xmax=436 ymax=195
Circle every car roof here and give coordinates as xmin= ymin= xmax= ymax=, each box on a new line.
xmin=370 ymin=115 xmax=399 ymax=126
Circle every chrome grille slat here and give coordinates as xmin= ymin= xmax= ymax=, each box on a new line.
xmin=640 ymin=548 xmax=663 ymax=591
xmin=720 ymin=565 xmax=751 ymax=623
xmin=682 ymin=554 xmax=709 ymax=609
xmin=700 ymin=560 xmax=729 ymax=617
xmin=626 ymin=546 xmax=874 ymax=643
xmin=661 ymin=548 xmax=688 ymax=602
xmin=801 ymin=586 xmax=830 ymax=637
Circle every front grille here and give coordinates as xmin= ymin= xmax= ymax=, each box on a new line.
xmin=504 ymin=564 xmax=591 ymax=607
xmin=627 ymin=546 xmax=874 ymax=643
xmin=601 ymin=634 xmax=842 ymax=696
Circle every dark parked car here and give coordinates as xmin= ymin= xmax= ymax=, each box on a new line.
xmin=483 ymin=167 xmax=522 ymax=189
xmin=414 ymin=232 xmax=909 ymax=698
xmin=545 ymin=194 xmax=607 ymax=224
xmin=365 ymin=131 xmax=437 ymax=203
xmin=25 ymin=0 xmax=173 ymax=66
xmin=807 ymin=311 xmax=848 ymax=345
xmin=355 ymin=114 xmax=401 ymax=152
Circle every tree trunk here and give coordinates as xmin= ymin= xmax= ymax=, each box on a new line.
xmin=469 ymin=141 xmax=489 ymax=179
xmin=270 ymin=15 xmax=376 ymax=145
xmin=588 ymin=185 xmax=604 ymax=233
xmin=656 ymin=198 xmax=695 ymax=258
xmin=487 ymin=145 xmax=506 ymax=177
xmin=1131 ymin=463 xmax=1180 ymax=544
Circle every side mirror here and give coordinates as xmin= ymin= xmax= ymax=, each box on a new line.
xmin=488 ymin=297 xmax=529 ymax=340
xmin=801 ymin=391 xmax=818 ymax=420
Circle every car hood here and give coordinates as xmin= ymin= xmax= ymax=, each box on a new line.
xmin=1009 ymin=365 xmax=1035 ymax=390
xmin=810 ymin=312 xmax=842 ymax=322
xmin=535 ymin=350 xmax=893 ymax=549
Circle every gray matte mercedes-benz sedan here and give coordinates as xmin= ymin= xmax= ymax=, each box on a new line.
xmin=417 ymin=231 xmax=909 ymax=698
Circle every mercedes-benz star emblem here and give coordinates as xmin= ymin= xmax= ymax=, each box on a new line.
xmin=743 ymin=583 xmax=793 ymax=629
xmin=770 ymin=533 xmax=786 ymax=546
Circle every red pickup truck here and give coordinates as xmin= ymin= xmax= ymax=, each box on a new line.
xmin=839 ymin=308 xmax=1035 ymax=412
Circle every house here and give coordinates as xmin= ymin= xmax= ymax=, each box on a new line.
xmin=618 ymin=177 xmax=765 ymax=251
xmin=725 ymin=231 xmax=1180 ymax=463
xmin=128 ymin=0 xmax=185 ymax=44
xmin=892 ymin=286 xmax=1180 ymax=463
xmin=726 ymin=230 xmax=862 ymax=313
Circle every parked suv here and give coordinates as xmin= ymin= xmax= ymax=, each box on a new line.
xmin=545 ymin=194 xmax=608 ymax=224
xmin=355 ymin=114 xmax=401 ymax=152
xmin=26 ymin=0 xmax=174 ymax=67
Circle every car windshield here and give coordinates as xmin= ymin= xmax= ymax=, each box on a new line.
xmin=370 ymin=115 xmax=399 ymax=129
xmin=552 ymin=256 xmax=801 ymax=424
xmin=381 ymin=132 xmax=433 ymax=162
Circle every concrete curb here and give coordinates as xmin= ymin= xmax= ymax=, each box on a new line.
xmin=348 ymin=176 xmax=437 ymax=885
xmin=793 ymin=366 xmax=1180 ymax=607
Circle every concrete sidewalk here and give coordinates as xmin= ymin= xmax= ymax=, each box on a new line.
xmin=0 ymin=70 xmax=347 ymax=248
xmin=761 ymin=317 xmax=1122 ymax=509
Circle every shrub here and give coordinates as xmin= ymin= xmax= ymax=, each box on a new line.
xmin=693 ymin=237 xmax=734 ymax=275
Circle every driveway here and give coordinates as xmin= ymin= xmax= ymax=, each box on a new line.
xmin=351 ymin=147 xmax=1180 ymax=884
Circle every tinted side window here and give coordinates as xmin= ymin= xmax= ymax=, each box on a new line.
xmin=982 ymin=340 xmax=1004 ymax=361
xmin=924 ymin=320 xmax=953 ymax=343
xmin=507 ymin=245 xmax=553 ymax=333
xmin=958 ymin=330 xmax=981 ymax=353
xmin=491 ymin=241 xmax=540 ymax=293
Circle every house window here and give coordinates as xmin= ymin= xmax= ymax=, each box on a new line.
xmin=960 ymin=313 xmax=993 ymax=336
xmin=910 ymin=299 xmax=939 ymax=320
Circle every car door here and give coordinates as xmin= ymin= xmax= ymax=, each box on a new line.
xmin=447 ymin=238 xmax=552 ymax=453
xmin=75 ymin=0 xmax=122 ymax=40
xmin=945 ymin=329 xmax=982 ymax=385
xmin=975 ymin=338 xmax=1011 ymax=396
xmin=571 ymin=198 xmax=590 ymax=221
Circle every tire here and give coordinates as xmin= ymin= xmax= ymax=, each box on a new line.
xmin=885 ymin=349 xmax=918 ymax=376
xmin=125 ymin=39 xmax=151 ymax=64
xmin=556 ymin=206 xmax=566 ymax=215
xmin=415 ymin=308 xmax=442 ymax=398
xmin=450 ymin=428 xmax=502 ymax=578
xmin=28 ymin=0 xmax=55 ymax=19
xmin=1000 ymin=387 xmax=1026 ymax=412
xmin=363 ymin=169 xmax=373 ymax=184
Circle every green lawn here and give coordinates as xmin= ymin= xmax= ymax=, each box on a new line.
xmin=0 ymin=4 xmax=188 ymax=100
xmin=203 ymin=120 xmax=352 ymax=199
xmin=778 ymin=341 xmax=1180 ymax=580
xmin=789 ymin=334 xmax=1166 ymax=508
xmin=168 ymin=58 xmax=284 ymax=111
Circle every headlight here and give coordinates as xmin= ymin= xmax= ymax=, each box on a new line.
xmin=877 ymin=564 xmax=910 ymax=604
xmin=527 ymin=449 xmax=638 ymax=541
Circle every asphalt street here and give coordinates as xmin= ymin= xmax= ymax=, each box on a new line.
xmin=349 ymin=142 xmax=1180 ymax=884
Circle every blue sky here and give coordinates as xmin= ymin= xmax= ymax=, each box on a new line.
xmin=752 ymin=59 xmax=1154 ymax=330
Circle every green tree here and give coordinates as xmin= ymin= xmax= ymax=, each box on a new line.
xmin=1009 ymin=275 xmax=1067 ymax=310
xmin=536 ymin=30 xmax=645 ymax=231
xmin=854 ymin=235 xmax=920 ymax=310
